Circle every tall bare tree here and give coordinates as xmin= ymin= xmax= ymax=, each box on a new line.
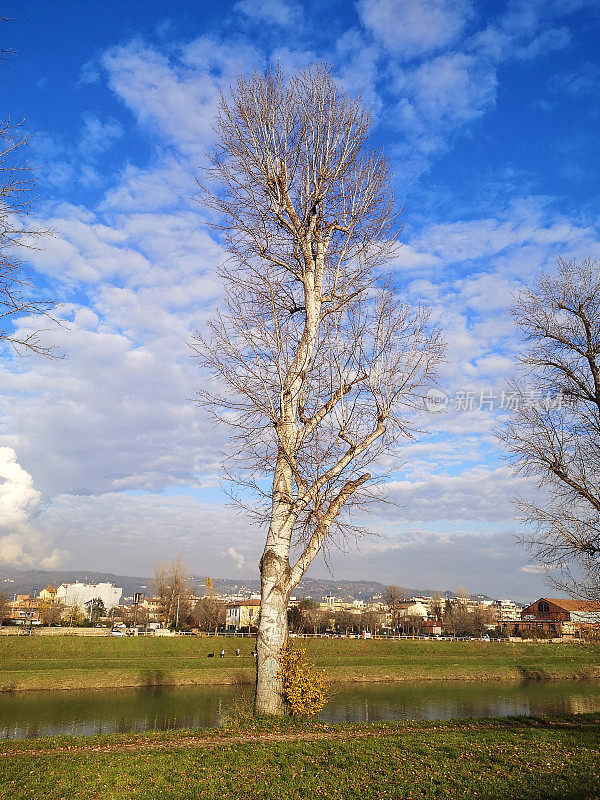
xmin=0 ymin=592 xmax=10 ymax=623
xmin=499 ymin=257 xmax=600 ymax=600
xmin=430 ymin=590 xmax=444 ymax=621
xmin=386 ymin=584 xmax=410 ymax=628
xmin=1 ymin=20 xmax=55 ymax=356
xmin=152 ymin=555 xmax=192 ymax=628
xmin=195 ymin=65 xmax=443 ymax=714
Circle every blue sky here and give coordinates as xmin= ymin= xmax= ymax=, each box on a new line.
xmin=1 ymin=0 xmax=599 ymax=600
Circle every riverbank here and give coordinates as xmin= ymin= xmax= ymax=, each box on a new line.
xmin=1 ymin=637 xmax=598 ymax=692
xmin=1 ymin=714 xmax=599 ymax=799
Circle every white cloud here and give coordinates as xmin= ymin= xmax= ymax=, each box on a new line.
xmin=391 ymin=52 xmax=497 ymax=178
xmin=383 ymin=466 xmax=533 ymax=522
xmin=357 ymin=0 xmax=473 ymax=58
xmin=0 ymin=447 xmax=62 ymax=568
xmin=101 ymin=37 xmax=263 ymax=160
xmin=79 ymin=114 xmax=124 ymax=157
xmin=520 ymin=564 xmax=547 ymax=574
xmin=234 ymin=0 xmax=302 ymax=29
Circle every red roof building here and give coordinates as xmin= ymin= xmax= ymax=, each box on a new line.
xmin=508 ymin=597 xmax=600 ymax=639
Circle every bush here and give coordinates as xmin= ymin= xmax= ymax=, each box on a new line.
xmin=278 ymin=642 xmax=328 ymax=717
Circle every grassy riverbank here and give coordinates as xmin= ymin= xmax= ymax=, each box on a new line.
xmin=1 ymin=714 xmax=599 ymax=799
xmin=0 ymin=637 xmax=598 ymax=691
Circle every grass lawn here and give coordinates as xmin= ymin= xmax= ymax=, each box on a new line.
xmin=1 ymin=715 xmax=599 ymax=799
xmin=0 ymin=636 xmax=598 ymax=691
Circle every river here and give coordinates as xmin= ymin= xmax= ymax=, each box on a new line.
xmin=1 ymin=680 xmax=600 ymax=740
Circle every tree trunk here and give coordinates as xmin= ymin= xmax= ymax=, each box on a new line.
xmin=255 ymin=438 xmax=296 ymax=714
xmin=255 ymin=577 xmax=289 ymax=715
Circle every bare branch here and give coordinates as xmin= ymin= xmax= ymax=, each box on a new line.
xmin=499 ymin=257 xmax=600 ymax=600
xmin=0 ymin=27 xmax=57 ymax=357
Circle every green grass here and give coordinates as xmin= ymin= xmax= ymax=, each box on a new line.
xmin=0 ymin=636 xmax=598 ymax=691
xmin=1 ymin=715 xmax=600 ymax=799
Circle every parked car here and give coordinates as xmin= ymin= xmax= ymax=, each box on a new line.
xmin=110 ymin=628 xmax=126 ymax=637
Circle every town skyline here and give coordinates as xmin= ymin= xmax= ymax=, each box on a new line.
xmin=0 ymin=565 xmax=554 ymax=606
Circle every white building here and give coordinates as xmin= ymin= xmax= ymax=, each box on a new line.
xmin=56 ymin=582 xmax=122 ymax=612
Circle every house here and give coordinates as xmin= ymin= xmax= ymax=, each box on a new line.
xmin=421 ymin=619 xmax=442 ymax=636
xmin=8 ymin=595 xmax=41 ymax=624
xmin=509 ymin=597 xmax=600 ymax=638
xmin=226 ymin=599 xmax=261 ymax=630
xmin=38 ymin=585 xmax=57 ymax=602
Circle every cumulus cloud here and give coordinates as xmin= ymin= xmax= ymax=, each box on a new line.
xmin=0 ymin=448 xmax=62 ymax=568
xmin=227 ymin=547 xmax=246 ymax=571
xmin=101 ymin=37 xmax=263 ymax=160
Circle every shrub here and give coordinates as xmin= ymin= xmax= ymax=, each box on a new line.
xmin=278 ymin=642 xmax=328 ymax=717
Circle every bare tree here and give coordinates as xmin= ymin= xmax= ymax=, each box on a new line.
xmin=386 ymin=585 xmax=410 ymax=628
xmin=195 ymin=65 xmax=443 ymax=714
xmin=335 ymin=609 xmax=360 ymax=635
xmin=38 ymin=599 xmax=65 ymax=626
xmin=1 ymin=21 xmax=56 ymax=356
xmin=193 ymin=596 xmax=225 ymax=632
xmin=152 ymin=555 xmax=192 ymax=628
xmin=430 ymin=590 xmax=444 ymax=621
xmin=499 ymin=258 xmax=600 ymax=600
xmin=0 ymin=592 xmax=10 ymax=623
xmin=361 ymin=609 xmax=380 ymax=634
xmin=399 ymin=612 xmax=422 ymax=637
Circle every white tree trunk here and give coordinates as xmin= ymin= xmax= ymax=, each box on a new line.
xmin=255 ymin=577 xmax=289 ymax=715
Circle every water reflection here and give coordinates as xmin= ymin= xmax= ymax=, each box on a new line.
xmin=1 ymin=681 xmax=600 ymax=740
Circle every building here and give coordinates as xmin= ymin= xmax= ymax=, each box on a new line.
xmin=38 ymin=585 xmax=57 ymax=602
xmin=55 ymin=582 xmax=122 ymax=612
xmin=510 ymin=597 xmax=600 ymax=638
xmin=494 ymin=599 xmax=521 ymax=622
xmin=421 ymin=619 xmax=442 ymax=636
xmin=320 ymin=595 xmax=344 ymax=613
xmin=142 ymin=597 xmax=164 ymax=623
xmin=8 ymin=595 xmax=41 ymax=624
xmin=226 ymin=599 xmax=261 ymax=630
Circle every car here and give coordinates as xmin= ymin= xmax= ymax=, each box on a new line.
xmin=110 ymin=628 xmax=127 ymax=637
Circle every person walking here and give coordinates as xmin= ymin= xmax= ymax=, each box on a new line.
xmin=220 ymin=649 xmax=225 ymax=658
xmin=236 ymin=647 xmax=240 ymax=657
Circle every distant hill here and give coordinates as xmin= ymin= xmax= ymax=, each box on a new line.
xmin=0 ymin=567 xmax=502 ymax=603
xmin=0 ymin=567 xmax=150 ymax=602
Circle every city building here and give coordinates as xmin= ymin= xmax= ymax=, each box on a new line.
xmin=55 ymin=582 xmax=122 ymax=612
xmin=494 ymin=599 xmax=522 ymax=622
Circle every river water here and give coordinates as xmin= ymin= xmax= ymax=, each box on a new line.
xmin=1 ymin=680 xmax=600 ymax=740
